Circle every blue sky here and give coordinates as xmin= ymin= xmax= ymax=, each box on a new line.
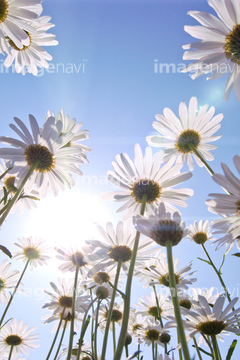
xmin=1 ymin=0 xmax=240 ymax=359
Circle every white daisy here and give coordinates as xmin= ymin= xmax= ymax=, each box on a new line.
xmin=0 ymin=160 xmax=39 ymax=214
xmin=48 ymin=109 xmax=91 ymax=157
xmin=13 ymin=236 xmax=52 ymax=270
xmin=211 ymin=222 xmax=240 ymax=254
xmin=187 ymin=220 xmax=216 ymax=245
xmin=0 ymin=259 xmax=20 ymax=304
xmin=206 ymin=155 xmax=240 ymax=239
xmin=133 ymin=251 xmax=165 ymax=281
xmin=43 ymin=278 xmax=90 ymax=319
xmin=127 ymin=310 xmax=149 ymax=340
xmin=56 ymin=245 xmax=94 ymax=277
xmin=168 ymin=295 xmax=240 ymax=341
xmin=136 ymin=321 xmax=165 ymax=347
xmin=182 ymin=0 xmax=240 ymax=102
xmin=86 ymin=220 xmax=156 ymax=274
xmin=4 ymin=15 xmax=58 ymax=75
xmin=0 ymin=0 xmax=42 ymax=54
xmin=134 ymin=202 xmax=188 ymax=247
xmin=135 ymin=291 xmax=172 ymax=321
xmin=57 ymin=341 xmax=91 ymax=360
xmin=81 ymin=267 xmax=123 ymax=291
xmin=0 ymin=318 xmax=39 ymax=359
xmin=146 ymin=97 xmax=223 ymax=171
xmin=97 ymin=302 xmax=124 ymax=332
xmin=102 ymin=143 xmax=193 ymax=220
xmin=140 ymin=254 xmax=197 ymax=291
xmin=0 ymin=114 xmax=85 ymax=197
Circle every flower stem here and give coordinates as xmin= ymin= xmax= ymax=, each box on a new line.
xmin=76 ymin=296 xmax=97 ymax=360
xmin=153 ymin=285 xmax=167 ymax=354
xmin=113 ymin=321 xmax=116 ymax=353
xmin=101 ymin=260 xmax=122 ymax=360
xmin=45 ymin=308 xmax=66 ymax=360
xmin=193 ymin=336 xmax=203 ymax=360
xmin=0 ymin=259 xmax=30 ymax=327
xmin=53 ymin=320 xmax=68 ymax=360
xmin=0 ymin=163 xmax=37 ymax=228
xmin=66 ymin=264 xmax=80 ymax=360
xmin=94 ymin=299 xmax=100 ymax=360
xmin=211 ymin=335 xmax=221 ymax=360
xmin=201 ymin=244 xmax=232 ymax=304
xmin=125 ymin=344 xmax=129 ymax=358
xmin=166 ymin=240 xmax=191 ymax=360
xmin=189 ymin=145 xmax=214 ymax=176
xmin=8 ymin=345 xmax=14 ymax=360
xmin=114 ymin=195 xmax=147 ymax=360
xmin=152 ymin=341 xmax=155 ymax=360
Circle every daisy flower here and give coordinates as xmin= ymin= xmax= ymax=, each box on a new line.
xmin=56 ymin=245 xmax=94 ymax=277
xmin=43 ymin=278 xmax=90 ymax=319
xmin=48 ymin=108 xmax=91 ymax=156
xmin=168 ymin=295 xmax=240 ymax=342
xmin=81 ymin=267 xmax=123 ymax=291
xmin=97 ymin=302 xmax=124 ymax=332
xmin=4 ymin=15 xmax=58 ymax=75
xmin=182 ymin=0 xmax=240 ymax=102
xmin=0 ymin=318 xmax=39 ymax=359
xmin=57 ymin=341 xmax=91 ymax=360
xmin=134 ymin=202 xmax=188 ymax=247
xmin=102 ymin=143 xmax=193 ymax=220
xmin=127 ymin=310 xmax=149 ymax=340
xmin=187 ymin=220 xmax=216 ymax=245
xmin=146 ymin=97 xmax=223 ymax=171
xmin=133 ymin=251 xmax=165 ymax=280
xmin=86 ymin=220 xmax=156 ymax=274
xmin=191 ymin=287 xmax=220 ymax=306
xmin=0 ymin=160 xmax=39 ymax=214
xmin=211 ymin=222 xmax=240 ymax=254
xmin=206 ymin=155 xmax=240 ymax=239
xmin=140 ymin=254 xmax=197 ymax=291
xmin=13 ymin=236 xmax=52 ymax=270
xmin=0 ymin=0 xmax=42 ymax=54
xmin=136 ymin=321 xmax=165 ymax=347
xmin=135 ymin=291 xmax=172 ymax=321
xmin=0 ymin=259 xmax=20 ymax=304
xmin=0 ymin=114 xmax=86 ymax=197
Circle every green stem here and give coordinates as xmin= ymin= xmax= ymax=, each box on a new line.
xmin=193 ymin=336 xmax=203 ymax=360
xmin=94 ymin=299 xmax=100 ymax=360
xmin=177 ymin=330 xmax=183 ymax=360
xmin=0 ymin=163 xmax=37 ymax=228
xmin=114 ymin=195 xmax=147 ymax=360
xmin=201 ymin=244 xmax=232 ymax=304
xmin=0 ymin=259 xmax=30 ymax=326
xmin=189 ymin=145 xmax=214 ymax=176
xmin=45 ymin=309 xmax=66 ymax=360
xmin=152 ymin=341 xmax=155 ymax=360
xmin=76 ymin=296 xmax=97 ymax=360
xmin=100 ymin=260 xmax=122 ymax=360
xmin=211 ymin=335 xmax=220 ymax=360
xmin=53 ymin=320 xmax=68 ymax=360
xmin=90 ymin=288 xmax=95 ymax=358
xmin=153 ymin=285 xmax=167 ymax=354
xmin=166 ymin=240 xmax=191 ymax=360
xmin=66 ymin=265 xmax=80 ymax=360
xmin=125 ymin=344 xmax=129 ymax=358
xmin=113 ymin=321 xmax=116 ymax=353
xmin=8 ymin=345 xmax=14 ymax=360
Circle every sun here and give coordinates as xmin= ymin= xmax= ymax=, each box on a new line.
xmin=26 ymin=189 xmax=110 ymax=248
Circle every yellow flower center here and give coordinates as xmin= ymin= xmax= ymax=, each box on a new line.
xmin=24 ymin=144 xmax=55 ymax=173
xmin=224 ymin=24 xmax=240 ymax=64
xmin=4 ymin=176 xmax=17 ymax=193
xmin=148 ymin=306 xmax=162 ymax=318
xmin=159 ymin=273 xmax=180 ymax=287
xmin=70 ymin=252 xmax=87 ymax=267
xmin=192 ymin=232 xmax=208 ymax=244
xmin=108 ymin=245 xmax=132 ymax=262
xmin=94 ymin=271 xmax=110 ymax=284
xmin=104 ymin=309 xmax=123 ymax=322
xmin=145 ymin=329 xmax=160 ymax=341
xmin=23 ymin=247 xmax=40 ymax=260
xmin=96 ymin=285 xmax=109 ymax=300
xmin=151 ymin=220 xmax=184 ymax=246
xmin=58 ymin=295 xmax=73 ymax=308
xmin=0 ymin=0 xmax=8 ymax=23
xmin=131 ymin=179 xmax=161 ymax=203
xmin=175 ymin=129 xmax=201 ymax=153
xmin=179 ymin=299 xmax=192 ymax=309
xmin=0 ymin=278 xmax=5 ymax=291
xmin=5 ymin=334 xmax=22 ymax=346
xmin=8 ymin=32 xmax=31 ymax=51
xmin=196 ymin=320 xmax=226 ymax=335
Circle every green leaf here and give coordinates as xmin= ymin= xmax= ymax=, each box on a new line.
xmin=219 ymin=254 xmax=225 ymax=275
xmin=20 ymin=195 xmax=40 ymax=201
xmin=232 ymin=253 xmax=240 ymax=258
xmin=126 ymin=351 xmax=142 ymax=360
xmin=197 ymin=257 xmax=211 ymax=265
xmin=226 ymin=339 xmax=237 ymax=360
xmin=0 ymin=167 xmax=12 ymax=180
xmin=0 ymin=245 xmax=12 ymax=258
xmin=192 ymin=345 xmax=213 ymax=357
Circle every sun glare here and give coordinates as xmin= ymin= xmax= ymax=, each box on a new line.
xmin=27 ymin=190 xmax=110 ymax=248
